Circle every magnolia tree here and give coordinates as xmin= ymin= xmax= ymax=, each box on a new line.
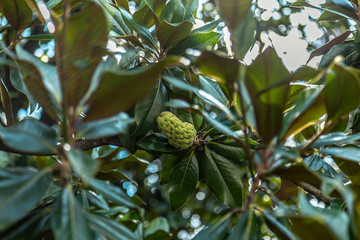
xmin=1 ymin=0 xmax=360 ymax=239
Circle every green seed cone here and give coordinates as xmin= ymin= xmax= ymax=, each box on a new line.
xmin=157 ymin=111 xmax=196 ymax=149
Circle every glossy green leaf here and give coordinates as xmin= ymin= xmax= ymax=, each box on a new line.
xmin=202 ymin=112 xmax=239 ymax=140
xmin=118 ymin=48 xmax=140 ymax=70
xmin=191 ymin=19 xmax=222 ymax=34
xmin=331 ymin=0 xmax=357 ymax=13
xmin=245 ymin=47 xmax=290 ymax=143
xmin=160 ymin=154 xmax=182 ymax=184
xmin=77 ymin=112 xmax=134 ymax=139
xmin=21 ymin=34 xmax=54 ymax=41
xmin=66 ymin=149 xmax=99 ymax=184
xmin=96 ymin=170 xmax=133 ymax=182
xmin=290 ymin=216 xmax=337 ymax=240
xmin=290 ymin=1 xmax=325 ymax=9
xmin=135 ymin=81 xmax=167 ymax=136
xmin=303 ymin=154 xmax=323 ymax=171
xmin=193 ymin=213 xmax=232 ymax=240
xmin=325 ymin=62 xmax=360 ymax=121
xmin=0 ymin=168 xmax=51 ymax=230
xmin=297 ymin=193 xmax=350 ymax=240
xmin=0 ymin=202 xmax=52 ymax=239
xmin=307 ymin=31 xmax=352 ymax=63
xmin=320 ymin=147 xmax=360 ymax=162
xmin=208 ymin=142 xmax=247 ymax=164
xmin=86 ymin=191 xmax=109 ymax=210
xmin=196 ymin=51 xmax=240 ymax=85
xmin=234 ymin=10 xmax=256 ymax=59
xmin=157 ymin=21 xmax=193 ymax=50
xmin=168 ymin=32 xmax=221 ymax=55
xmin=165 ymin=99 xmax=191 ymax=109
xmin=137 ymin=133 xmax=178 ymax=152
xmin=10 ymin=68 xmax=39 ymax=113
xmin=191 ymin=107 xmax=204 ymax=130
xmin=163 ymin=75 xmax=232 ymax=115
xmin=94 ymin=206 xmax=129 ymax=216
xmin=85 ymin=57 xmax=178 ymax=121
xmin=317 ymin=5 xmax=358 ymax=21
xmin=319 ymin=43 xmax=357 ymax=69
xmin=3 ymin=0 xmax=32 ymax=30
xmin=15 ymin=46 xmax=61 ymax=120
xmin=291 ymin=65 xmax=323 ymax=83
xmin=56 ymin=2 xmax=108 ymax=109
xmin=0 ymin=78 xmax=14 ymax=126
xmin=169 ymin=151 xmax=198 ymax=210
xmin=175 ymin=108 xmax=201 ymax=132
xmin=134 ymin=0 xmax=166 ymax=27
xmin=85 ymin=212 xmax=138 ymax=240
xmin=0 ymin=24 xmax=11 ymax=34
xmin=204 ymin=110 xmax=237 ymax=137
xmin=228 ymin=209 xmax=261 ymax=240
xmin=215 ymin=0 xmax=252 ymax=32
xmin=16 ymin=45 xmax=61 ymax=103
xmin=145 ymin=217 xmax=170 ymax=239
xmin=133 ymin=5 xmax=158 ymax=28
xmin=115 ymin=0 xmax=129 ymax=11
xmin=0 ymin=119 xmax=58 ymax=155
xmin=318 ymin=9 xmax=347 ymax=22
xmin=120 ymin=8 xmax=157 ymax=46
xmin=97 ymin=0 xmax=132 ymax=36
xmin=312 ymin=132 xmax=360 ymax=148
xmin=262 ymin=211 xmax=294 ymax=240
xmin=280 ymin=88 xmax=326 ymax=142
xmin=51 ymin=185 xmax=96 ymax=240
xmin=183 ymin=0 xmax=198 ymax=21
xmin=160 ymin=0 xmax=185 ymax=23
xmin=162 ymin=74 xmax=199 ymax=94
xmin=333 ymin=157 xmax=360 ymax=184
xmin=199 ymin=76 xmax=229 ymax=105
xmin=203 ymin=146 xmax=242 ymax=208
xmin=90 ymin=179 xmax=137 ymax=208
xmin=23 ymin=0 xmax=45 ymax=24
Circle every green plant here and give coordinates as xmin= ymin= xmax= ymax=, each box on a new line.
xmin=1 ymin=0 xmax=360 ymax=239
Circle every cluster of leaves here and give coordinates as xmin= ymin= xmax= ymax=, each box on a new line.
xmin=2 ymin=0 xmax=360 ymax=239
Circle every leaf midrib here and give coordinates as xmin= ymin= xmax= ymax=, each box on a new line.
xmin=204 ymin=146 xmax=235 ymax=204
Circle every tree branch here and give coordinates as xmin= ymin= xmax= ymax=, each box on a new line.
xmin=294 ymin=181 xmax=335 ymax=205
xmin=0 ymin=135 xmax=123 ymax=156
xmin=74 ymin=135 xmax=123 ymax=150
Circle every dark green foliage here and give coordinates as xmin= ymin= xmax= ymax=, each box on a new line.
xmin=1 ymin=0 xmax=360 ymax=239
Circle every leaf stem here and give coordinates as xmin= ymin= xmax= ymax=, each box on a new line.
xmin=235 ymin=80 xmax=255 ymax=179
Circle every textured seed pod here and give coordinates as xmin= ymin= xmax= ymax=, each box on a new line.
xmin=157 ymin=111 xmax=196 ymax=149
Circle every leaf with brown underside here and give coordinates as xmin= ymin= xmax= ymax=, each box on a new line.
xmin=17 ymin=60 xmax=60 ymax=121
xmin=24 ymin=0 xmax=45 ymax=24
xmin=215 ymin=0 xmax=252 ymax=32
xmin=275 ymin=178 xmax=299 ymax=201
xmin=307 ymin=31 xmax=352 ymax=64
xmin=0 ymin=78 xmax=14 ymax=126
xmin=56 ymin=2 xmax=108 ymax=109
xmin=245 ymin=47 xmax=290 ymax=143
xmin=114 ymin=0 xmax=129 ymax=11
xmin=84 ymin=57 xmax=179 ymax=121
xmin=2 ymin=0 xmax=33 ymax=31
